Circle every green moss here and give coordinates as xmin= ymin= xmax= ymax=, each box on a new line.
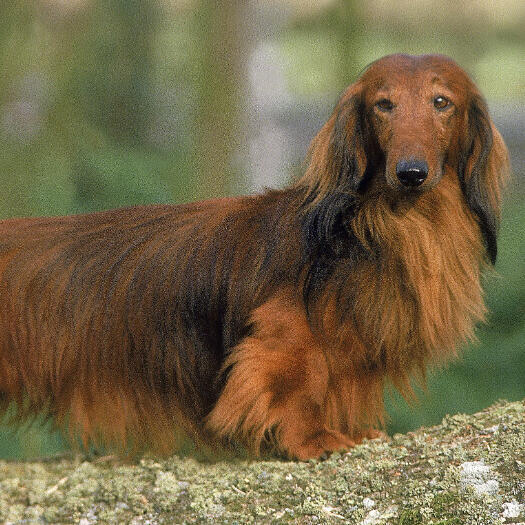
xmin=0 ymin=400 xmax=522 ymax=523
xmin=398 ymin=509 xmax=422 ymax=524
xmin=432 ymin=492 xmax=461 ymax=513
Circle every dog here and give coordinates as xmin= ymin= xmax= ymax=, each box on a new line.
xmin=0 ymin=54 xmax=509 ymax=460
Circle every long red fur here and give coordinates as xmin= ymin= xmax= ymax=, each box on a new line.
xmin=0 ymin=54 xmax=509 ymax=459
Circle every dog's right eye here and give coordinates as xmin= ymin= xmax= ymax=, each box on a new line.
xmin=375 ymin=99 xmax=394 ymax=112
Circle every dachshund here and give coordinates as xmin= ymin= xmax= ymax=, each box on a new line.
xmin=0 ymin=54 xmax=509 ymax=460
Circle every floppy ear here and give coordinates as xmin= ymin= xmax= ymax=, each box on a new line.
xmin=460 ymin=94 xmax=509 ymax=264
xmin=298 ymin=84 xmax=369 ymax=259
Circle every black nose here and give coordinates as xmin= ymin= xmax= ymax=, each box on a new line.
xmin=396 ymin=159 xmax=428 ymax=187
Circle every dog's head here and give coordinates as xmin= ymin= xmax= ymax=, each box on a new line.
xmin=300 ymin=54 xmax=509 ymax=264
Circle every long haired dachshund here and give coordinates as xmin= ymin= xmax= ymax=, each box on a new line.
xmin=0 ymin=54 xmax=509 ymax=459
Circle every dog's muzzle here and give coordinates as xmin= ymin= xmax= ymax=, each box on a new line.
xmin=396 ymin=159 xmax=428 ymax=187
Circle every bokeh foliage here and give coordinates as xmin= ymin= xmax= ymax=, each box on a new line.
xmin=0 ymin=0 xmax=523 ymax=458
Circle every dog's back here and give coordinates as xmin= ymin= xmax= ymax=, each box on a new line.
xmin=0 ymin=191 xmax=302 ymax=452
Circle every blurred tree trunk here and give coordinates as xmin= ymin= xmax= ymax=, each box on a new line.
xmin=46 ymin=0 xmax=161 ymax=211
xmin=192 ymin=0 xmax=248 ymax=199
xmin=0 ymin=1 xmax=65 ymax=219
xmin=48 ymin=0 xmax=158 ymax=149
xmin=333 ymin=0 xmax=362 ymax=87
xmin=78 ymin=0 xmax=158 ymax=145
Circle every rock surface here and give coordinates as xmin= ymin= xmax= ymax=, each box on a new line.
xmin=0 ymin=400 xmax=523 ymax=524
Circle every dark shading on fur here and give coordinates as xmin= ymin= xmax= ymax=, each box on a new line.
xmin=459 ymin=95 xmax=498 ymax=263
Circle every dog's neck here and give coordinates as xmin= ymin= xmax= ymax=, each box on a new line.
xmin=329 ymin=171 xmax=488 ymax=378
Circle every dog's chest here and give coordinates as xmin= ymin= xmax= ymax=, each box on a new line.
xmin=344 ymin=228 xmax=486 ymax=370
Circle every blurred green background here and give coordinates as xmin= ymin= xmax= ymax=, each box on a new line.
xmin=0 ymin=0 xmax=523 ymax=459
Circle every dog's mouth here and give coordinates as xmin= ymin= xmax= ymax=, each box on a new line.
xmin=364 ymin=166 xmax=441 ymax=213
xmin=381 ymin=151 xmax=447 ymax=194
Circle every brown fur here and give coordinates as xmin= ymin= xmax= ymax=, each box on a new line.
xmin=0 ymin=54 xmax=509 ymax=459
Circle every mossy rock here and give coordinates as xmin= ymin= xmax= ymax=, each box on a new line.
xmin=0 ymin=400 xmax=523 ymax=524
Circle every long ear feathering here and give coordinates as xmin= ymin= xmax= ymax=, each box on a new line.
xmin=460 ymin=91 xmax=510 ymax=264
xmin=294 ymin=83 xmax=370 ymax=316
xmin=297 ymin=83 xmax=369 ymax=259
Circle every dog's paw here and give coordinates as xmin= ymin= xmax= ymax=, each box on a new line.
xmin=288 ymin=429 xmax=356 ymax=461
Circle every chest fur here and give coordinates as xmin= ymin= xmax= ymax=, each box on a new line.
xmin=335 ymin=177 xmax=487 ymax=375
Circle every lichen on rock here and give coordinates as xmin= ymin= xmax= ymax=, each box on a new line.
xmin=0 ymin=399 xmax=523 ymax=524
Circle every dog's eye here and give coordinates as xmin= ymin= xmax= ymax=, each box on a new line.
xmin=375 ymin=99 xmax=394 ymax=112
xmin=434 ymin=95 xmax=450 ymax=110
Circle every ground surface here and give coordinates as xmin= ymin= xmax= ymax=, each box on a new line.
xmin=0 ymin=400 xmax=523 ymax=524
